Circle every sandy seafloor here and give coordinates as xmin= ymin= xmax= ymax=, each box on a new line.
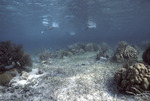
xmin=0 ymin=51 xmax=146 ymax=101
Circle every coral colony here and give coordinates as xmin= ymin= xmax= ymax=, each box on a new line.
xmin=0 ymin=40 xmax=32 ymax=85
xmin=0 ymin=40 xmax=150 ymax=100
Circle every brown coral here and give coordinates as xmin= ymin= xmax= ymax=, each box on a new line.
xmin=84 ymin=43 xmax=99 ymax=52
xmin=115 ymin=63 xmax=150 ymax=94
xmin=0 ymin=72 xmax=13 ymax=86
xmin=113 ymin=41 xmax=138 ymax=63
xmin=96 ymin=42 xmax=109 ymax=60
xmin=55 ymin=49 xmax=73 ymax=58
xmin=142 ymin=46 xmax=150 ymax=65
xmin=0 ymin=40 xmax=32 ymax=73
xmin=39 ymin=49 xmax=52 ymax=61
xmin=66 ymin=43 xmax=85 ymax=55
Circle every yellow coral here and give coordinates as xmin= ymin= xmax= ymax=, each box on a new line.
xmin=0 ymin=72 xmax=13 ymax=86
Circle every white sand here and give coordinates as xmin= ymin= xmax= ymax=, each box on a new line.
xmin=0 ymin=52 xmax=136 ymax=101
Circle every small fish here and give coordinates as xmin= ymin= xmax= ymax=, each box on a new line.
xmin=41 ymin=22 xmax=59 ymax=34
xmin=41 ymin=26 xmax=54 ymax=34
xmin=87 ymin=20 xmax=96 ymax=29
xmin=82 ymin=20 xmax=97 ymax=31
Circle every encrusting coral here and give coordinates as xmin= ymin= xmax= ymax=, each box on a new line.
xmin=142 ymin=46 xmax=150 ymax=65
xmin=0 ymin=40 xmax=32 ymax=73
xmin=112 ymin=41 xmax=138 ymax=63
xmin=115 ymin=63 xmax=150 ymax=94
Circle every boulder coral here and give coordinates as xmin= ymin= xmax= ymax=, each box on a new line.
xmin=0 ymin=72 xmax=13 ymax=86
xmin=113 ymin=41 xmax=138 ymax=63
xmin=142 ymin=46 xmax=150 ymax=65
xmin=115 ymin=63 xmax=150 ymax=94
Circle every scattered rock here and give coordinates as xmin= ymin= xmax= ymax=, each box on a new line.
xmin=37 ymin=68 xmax=43 ymax=74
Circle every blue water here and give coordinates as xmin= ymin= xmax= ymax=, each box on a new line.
xmin=0 ymin=0 xmax=150 ymax=51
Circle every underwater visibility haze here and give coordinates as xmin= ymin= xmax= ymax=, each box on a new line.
xmin=1 ymin=0 xmax=150 ymax=100
xmin=0 ymin=0 xmax=150 ymax=50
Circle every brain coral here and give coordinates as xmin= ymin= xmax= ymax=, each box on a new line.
xmin=115 ymin=63 xmax=150 ymax=94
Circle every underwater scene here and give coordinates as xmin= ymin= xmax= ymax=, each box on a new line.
xmin=0 ymin=0 xmax=150 ymax=100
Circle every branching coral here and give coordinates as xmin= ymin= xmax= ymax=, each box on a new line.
xmin=54 ymin=43 xmax=99 ymax=59
xmin=142 ymin=46 xmax=150 ymax=65
xmin=112 ymin=41 xmax=138 ymax=63
xmin=39 ymin=49 xmax=52 ymax=61
xmin=67 ymin=43 xmax=85 ymax=55
xmin=96 ymin=42 xmax=109 ymax=60
xmin=56 ymin=49 xmax=73 ymax=58
xmin=84 ymin=43 xmax=99 ymax=52
xmin=0 ymin=40 xmax=32 ymax=73
xmin=115 ymin=63 xmax=150 ymax=94
xmin=68 ymin=43 xmax=99 ymax=54
xmin=101 ymin=42 xmax=108 ymax=55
